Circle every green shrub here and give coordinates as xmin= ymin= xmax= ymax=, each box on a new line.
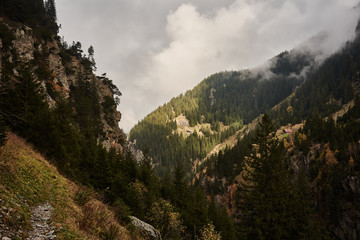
xmin=0 ymin=22 xmax=15 ymax=48
xmin=74 ymin=188 xmax=92 ymax=206
xmin=100 ymin=225 xmax=119 ymax=240
xmin=113 ymin=198 xmax=132 ymax=224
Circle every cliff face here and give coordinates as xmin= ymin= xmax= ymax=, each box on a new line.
xmin=0 ymin=18 xmax=124 ymax=151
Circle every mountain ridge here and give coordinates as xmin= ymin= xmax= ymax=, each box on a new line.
xmin=129 ymin=35 xmax=321 ymax=176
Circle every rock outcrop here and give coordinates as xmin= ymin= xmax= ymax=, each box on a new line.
xmin=330 ymin=175 xmax=360 ymax=240
xmin=130 ymin=216 xmax=162 ymax=240
xmin=0 ymin=18 xmax=125 ymax=151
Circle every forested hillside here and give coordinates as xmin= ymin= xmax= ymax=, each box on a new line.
xmin=129 ymin=17 xmax=360 ymax=239
xmin=130 ymin=49 xmax=316 ymax=176
xmin=197 ymin=21 xmax=360 ymax=240
xmin=2 ymin=1 xmax=360 ymax=239
xmin=272 ymin=27 xmax=360 ymax=125
xmin=0 ymin=1 xmax=237 ymax=239
xmin=0 ymin=6 xmax=125 ymax=188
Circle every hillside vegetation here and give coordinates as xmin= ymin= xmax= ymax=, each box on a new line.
xmin=0 ymin=133 xmax=131 ymax=239
xmin=130 ymin=50 xmax=315 ymax=176
xmin=2 ymin=1 xmax=360 ymax=239
xmin=130 ymin=18 xmax=360 ymax=239
xmin=196 ymin=25 xmax=360 ymax=239
xmin=0 ymin=2 xmax=238 ymax=239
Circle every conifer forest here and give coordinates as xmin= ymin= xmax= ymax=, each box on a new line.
xmin=1 ymin=1 xmax=360 ymax=239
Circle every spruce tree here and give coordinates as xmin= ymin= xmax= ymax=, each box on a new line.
xmin=237 ymin=114 xmax=317 ymax=240
xmin=0 ymin=115 xmax=7 ymax=146
xmin=44 ymin=0 xmax=58 ymax=33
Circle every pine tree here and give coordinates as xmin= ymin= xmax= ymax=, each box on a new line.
xmin=237 ymin=114 xmax=317 ymax=239
xmin=173 ymin=160 xmax=186 ymax=205
xmin=0 ymin=115 xmax=7 ymax=146
xmin=87 ymin=46 xmax=97 ymax=72
xmin=44 ymin=0 xmax=58 ymax=33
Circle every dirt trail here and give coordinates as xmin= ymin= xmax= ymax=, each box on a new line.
xmin=26 ymin=203 xmax=56 ymax=240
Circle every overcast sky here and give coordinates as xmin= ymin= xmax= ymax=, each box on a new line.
xmin=56 ymin=0 xmax=360 ymax=132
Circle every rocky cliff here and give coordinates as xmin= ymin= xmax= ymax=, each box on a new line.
xmin=0 ymin=18 xmax=124 ymax=151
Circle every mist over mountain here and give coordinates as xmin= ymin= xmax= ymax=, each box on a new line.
xmin=57 ymin=0 xmax=360 ymax=132
xmin=129 ymin=20 xmax=359 ymax=176
xmin=128 ymin=15 xmax=360 ymax=239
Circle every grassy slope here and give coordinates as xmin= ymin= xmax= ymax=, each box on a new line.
xmin=0 ymin=133 xmax=131 ymax=240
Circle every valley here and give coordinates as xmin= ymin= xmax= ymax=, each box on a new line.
xmin=1 ymin=1 xmax=360 ymax=240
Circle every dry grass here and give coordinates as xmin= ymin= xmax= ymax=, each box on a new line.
xmin=0 ymin=132 xmax=131 ymax=240
xmin=78 ymin=199 xmax=130 ymax=240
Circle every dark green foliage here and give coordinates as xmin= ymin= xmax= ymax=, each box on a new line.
xmin=70 ymin=76 xmax=103 ymax=139
xmin=0 ymin=5 xmax=228 ymax=238
xmin=44 ymin=0 xmax=58 ymax=33
xmin=273 ymin=32 xmax=360 ymax=125
xmin=0 ymin=0 xmax=28 ymax=23
xmin=86 ymin=45 xmax=96 ymax=72
xmin=74 ymin=188 xmax=92 ymax=206
xmin=237 ymin=114 xmax=322 ymax=239
xmin=0 ymin=0 xmax=58 ymax=34
xmin=0 ymin=67 xmax=49 ymax=137
xmin=130 ymin=50 xmax=314 ymax=177
xmin=170 ymin=164 xmax=209 ymax=238
xmin=0 ymin=53 xmax=151 ymax=228
xmin=0 ymin=22 xmax=15 ymax=48
xmin=298 ymin=101 xmax=360 ymax=228
xmin=112 ymin=198 xmax=132 ymax=224
xmin=102 ymin=96 xmax=116 ymax=127
xmin=303 ymin=108 xmax=360 ymax=165
xmin=66 ymin=41 xmax=83 ymax=58
xmin=0 ymin=115 xmax=7 ymax=146
xmin=99 ymin=73 xmax=122 ymax=97
xmin=58 ymin=50 xmax=72 ymax=68
xmin=99 ymin=225 xmax=119 ymax=240
xmin=208 ymin=196 xmax=236 ymax=240
xmin=2 ymin=2 xmax=360 ymax=238
xmin=338 ymin=95 xmax=360 ymax=124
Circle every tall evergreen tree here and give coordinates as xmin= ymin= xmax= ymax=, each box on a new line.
xmin=0 ymin=115 xmax=7 ymax=146
xmin=237 ymin=114 xmax=318 ymax=240
xmin=44 ymin=0 xmax=58 ymax=33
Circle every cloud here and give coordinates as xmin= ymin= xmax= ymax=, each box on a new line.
xmin=57 ymin=0 xmax=360 ymax=132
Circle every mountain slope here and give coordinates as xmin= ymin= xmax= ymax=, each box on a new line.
xmin=272 ymin=29 xmax=360 ymax=125
xmin=196 ymin=21 xmax=360 ymax=240
xmin=0 ymin=133 xmax=131 ymax=239
xmin=0 ymin=7 xmax=164 ymax=239
xmin=130 ymin=42 xmax=317 ymax=176
xmin=0 ymin=16 xmax=128 ymax=188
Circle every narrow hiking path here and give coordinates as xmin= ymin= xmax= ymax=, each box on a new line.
xmin=26 ymin=203 xmax=56 ymax=240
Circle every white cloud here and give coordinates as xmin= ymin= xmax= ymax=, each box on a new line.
xmin=57 ymin=0 xmax=360 ymax=132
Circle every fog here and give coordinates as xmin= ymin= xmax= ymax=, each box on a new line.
xmin=57 ymin=0 xmax=360 ymax=132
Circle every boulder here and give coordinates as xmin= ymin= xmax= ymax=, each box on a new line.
xmin=129 ymin=216 xmax=161 ymax=240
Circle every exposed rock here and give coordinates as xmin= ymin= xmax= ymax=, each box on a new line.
xmin=209 ymin=88 xmax=216 ymax=106
xmin=129 ymin=216 xmax=161 ymax=240
xmin=128 ymin=140 xmax=144 ymax=163
xmin=12 ymin=26 xmax=35 ymax=62
xmin=26 ymin=203 xmax=56 ymax=240
xmin=1 ymin=21 xmax=125 ymax=152
xmin=343 ymin=175 xmax=360 ymax=203
xmin=329 ymin=175 xmax=360 ymax=240
xmin=95 ymin=77 xmax=124 ymax=151
xmin=331 ymin=202 xmax=360 ymax=240
xmin=48 ymin=52 xmax=70 ymax=98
